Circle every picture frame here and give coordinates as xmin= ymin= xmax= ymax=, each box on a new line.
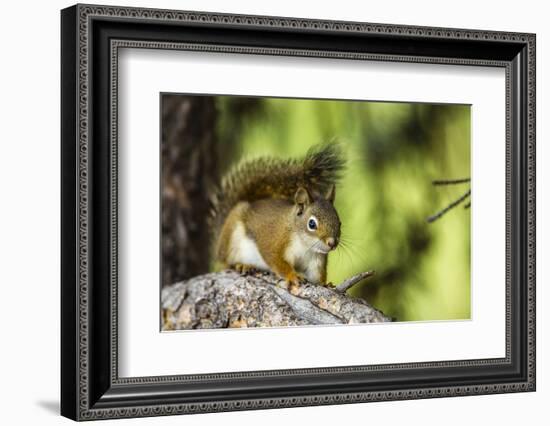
xmin=61 ymin=3 xmax=536 ymax=421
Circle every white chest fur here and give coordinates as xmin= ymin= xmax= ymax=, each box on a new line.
xmin=227 ymin=221 xmax=269 ymax=271
xmin=284 ymin=234 xmax=325 ymax=283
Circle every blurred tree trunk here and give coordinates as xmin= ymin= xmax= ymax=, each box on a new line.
xmin=161 ymin=95 xmax=217 ymax=287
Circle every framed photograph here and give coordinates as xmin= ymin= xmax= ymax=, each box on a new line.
xmin=61 ymin=4 xmax=536 ymax=421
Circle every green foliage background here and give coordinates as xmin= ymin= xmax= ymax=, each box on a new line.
xmin=215 ymin=96 xmax=471 ymax=322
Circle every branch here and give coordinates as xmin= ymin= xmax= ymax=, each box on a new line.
xmin=161 ymin=270 xmax=391 ymax=330
xmin=427 ymin=189 xmax=471 ymax=223
xmin=432 ymin=178 xmax=471 ymax=186
xmin=335 ymin=270 xmax=375 ymax=293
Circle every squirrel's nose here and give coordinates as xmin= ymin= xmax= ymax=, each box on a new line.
xmin=326 ymin=237 xmax=337 ymax=249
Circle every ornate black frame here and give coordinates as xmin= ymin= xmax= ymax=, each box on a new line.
xmin=61 ymin=3 xmax=536 ymax=421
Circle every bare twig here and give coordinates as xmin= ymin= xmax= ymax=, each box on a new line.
xmin=335 ymin=270 xmax=375 ymax=293
xmin=432 ymin=178 xmax=471 ymax=186
xmin=427 ymin=189 xmax=471 ymax=223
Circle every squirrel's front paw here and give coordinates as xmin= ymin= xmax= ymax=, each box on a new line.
xmin=286 ymin=272 xmax=305 ymax=295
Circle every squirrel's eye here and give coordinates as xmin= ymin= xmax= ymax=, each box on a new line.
xmin=307 ymin=217 xmax=318 ymax=231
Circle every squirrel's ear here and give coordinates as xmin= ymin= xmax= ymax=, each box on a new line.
xmin=325 ymin=184 xmax=336 ymax=204
xmin=294 ymin=187 xmax=311 ymax=214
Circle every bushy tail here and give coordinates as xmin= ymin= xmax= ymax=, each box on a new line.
xmin=209 ymin=143 xmax=346 ymax=238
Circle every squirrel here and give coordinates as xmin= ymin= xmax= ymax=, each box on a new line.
xmin=209 ymin=143 xmax=345 ymax=291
